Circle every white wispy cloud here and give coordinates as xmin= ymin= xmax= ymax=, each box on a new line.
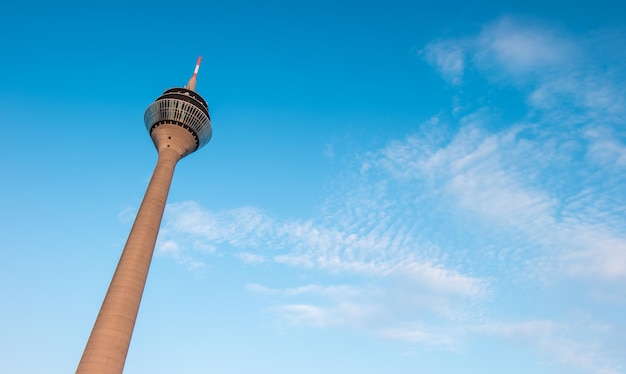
xmin=117 ymin=205 xmax=137 ymax=224
xmin=378 ymin=326 xmax=457 ymax=348
xmin=416 ymin=16 xmax=625 ymax=372
xmin=472 ymin=320 xmax=621 ymax=374
xmin=585 ymin=126 xmax=626 ymax=167
xmin=157 ymin=198 xmax=488 ymax=298
xmin=421 ymin=39 xmax=467 ymax=85
xmin=235 ymin=252 xmax=266 ymax=264
xmin=246 ymin=283 xmax=365 ymax=298
xmin=474 ymin=16 xmax=577 ymax=77
xmin=417 ymin=16 xmax=626 ymax=284
xmin=155 ymin=239 xmax=207 ymax=271
xmin=372 ymin=121 xmax=626 ymax=281
xmin=158 ymin=200 xmax=489 ymax=328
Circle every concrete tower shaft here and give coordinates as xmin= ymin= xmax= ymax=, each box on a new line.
xmin=76 ymin=146 xmax=180 ymax=374
xmin=77 ymin=60 xmax=211 ymax=374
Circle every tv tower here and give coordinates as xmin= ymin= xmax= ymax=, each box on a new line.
xmin=77 ymin=58 xmax=212 ymax=374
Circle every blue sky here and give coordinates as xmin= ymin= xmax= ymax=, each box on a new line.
xmin=1 ymin=1 xmax=625 ymax=373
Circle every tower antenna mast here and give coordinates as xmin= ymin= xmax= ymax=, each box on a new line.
xmin=187 ymin=56 xmax=202 ymax=91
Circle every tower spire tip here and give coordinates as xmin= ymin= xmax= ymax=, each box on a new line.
xmin=187 ymin=56 xmax=202 ymax=91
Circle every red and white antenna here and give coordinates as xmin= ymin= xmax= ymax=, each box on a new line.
xmin=186 ymin=56 xmax=202 ymax=91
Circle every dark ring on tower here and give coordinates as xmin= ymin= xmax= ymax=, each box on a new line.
xmin=144 ymin=87 xmax=212 ymax=151
xmin=158 ymin=88 xmax=210 ymax=118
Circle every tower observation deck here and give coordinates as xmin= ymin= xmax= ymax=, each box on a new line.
xmin=144 ymin=87 xmax=212 ymax=156
xmin=77 ymin=58 xmax=211 ymax=374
